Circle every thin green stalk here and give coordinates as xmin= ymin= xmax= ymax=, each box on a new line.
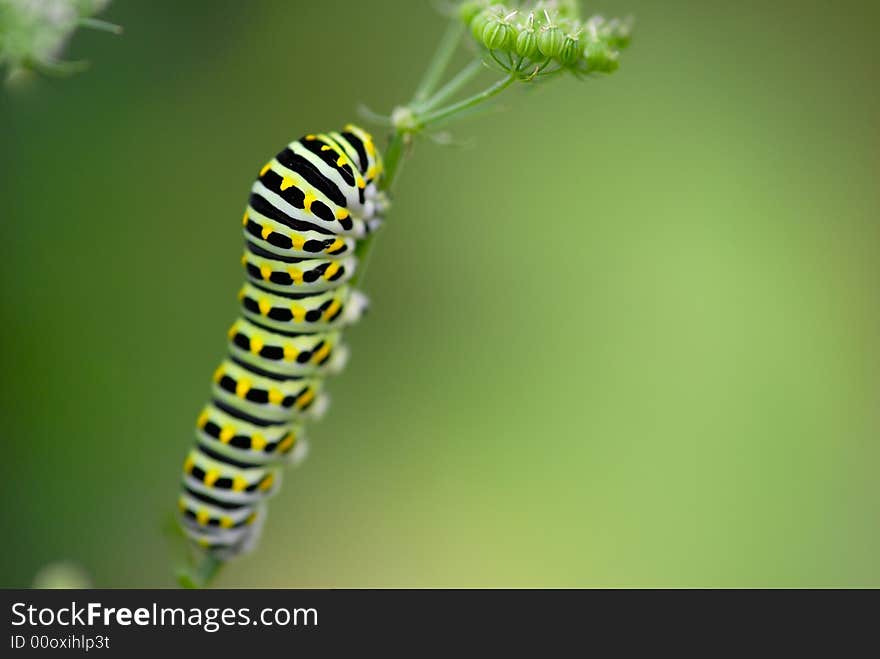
xmin=418 ymin=73 xmax=517 ymax=127
xmin=180 ymin=553 xmax=223 ymax=589
xmin=379 ymin=130 xmax=407 ymax=193
xmin=28 ymin=57 xmax=89 ymax=77
xmin=414 ymin=59 xmax=484 ymax=113
xmin=78 ymin=17 xmax=123 ymax=34
xmin=349 ymin=130 xmax=406 ymax=287
xmin=489 ymin=50 xmax=510 ymax=72
xmin=412 ymin=21 xmax=465 ymax=104
xmin=353 ymin=73 xmax=520 ymax=288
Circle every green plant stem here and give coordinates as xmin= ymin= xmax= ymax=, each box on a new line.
xmin=418 ymin=73 xmax=517 ymax=127
xmin=414 ymin=59 xmax=484 ymax=113
xmin=198 ymin=554 xmax=223 ymax=585
xmin=182 ymin=553 xmax=223 ymax=589
xmin=349 ymin=130 xmax=406 ymax=287
xmin=28 ymin=57 xmax=89 ymax=77
xmin=352 ymin=66 xmax=519 ymax=286
xmin=78 ymin=17 xmax=123 ymax=34
xmin=379 ymin=131 xmax=407 ymax=193
xmin=412 ymin=21 xmax=464 ymax=104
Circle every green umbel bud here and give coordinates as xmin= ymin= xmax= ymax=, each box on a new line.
xmin=537 ymin=25 xmax=563 ymax=57
xmin=515 ymin=28 xmax=539 ymax=58
xmin=559 ymin=34 xmax=580 ymax=65
xmin=470 ymin=9 xmax=493 ymax=41
xmin=482 ymin=17 xmax=514 ymax=51
xmin=584 ymin=42 xmax=619 ymax=73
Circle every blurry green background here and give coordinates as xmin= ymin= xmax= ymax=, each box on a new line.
xmin=1 ymin=0 xmax=878 ymax=587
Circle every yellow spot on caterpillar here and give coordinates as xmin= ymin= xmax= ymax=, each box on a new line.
xmin=321 ymin=145 xmax=331 ymax=152
xmin=280 ymin=176 xmax=296 ymax=191
xmin=260 ymin=162 xmax=272 ymax=177
xmin=365 ymin=139 xmax=376 ymax=156
xmin=278 ymin=433 xmax=295 ymax=452
xmin=305 ymin=134 xmax=316 ymax=141
xmin=283 ymin=344 xmax=298 ymax=361
xmin=291 ymin=235 xmax=305 ymax=250
xmin=323 ymin=299 xmax=341 ymax=320
xmin=237 ymin=287 xmax=246 ymax=301
xmin=197 ymin=409 xmax=209 ymax=429
xmin=312 ymin=343 xmax=331 ymax=364
xmin=336 ymin=155 xmax=348 ymax=167
xmin=258 ymin=473 xmax=275 ymax=491
xmin=235 ymin=378 xmax=252 ymax=398
xmin=286 ymin=266 xmax=303 ymax=284
xmin=290 ymin=304 xmax=306 ymax=322
xmin=335 ymin=208 xmax=350 ymax=220
xmin=183 ymin=455 xmax=195 ymax=474
xmin=251 ymin=433 xmax=267 ymax=451
xmin=219 ymin=426 xmax=234 ymax=444
xmin=240 ymin=253 xmax=248 ymax=266
xmin=204 ymin=469 xmax=219 ymax=487
xmin=177 ymin=497 xmax=186 ymax=512
xmin=296 ymin=388 xmax=315 ymax=409
xmin=366 ymin=165 xmax=377 ymax=180
xmin=327 ymin=238 xmax=345 ymax=253
xmin=220 ymin=516 xmax=234 ymax=529
xmin=303 ymin=192 xmax=317 ymax=212
xmin=227 ymin=322 xmax=239 ymax=339
xmin=212 ymin=365 xmax=224 ymax=383
xmin=245 ymin=512 xmax=257 ymax=525
xmin=196 ymin=509 xmax=210 ymax=525
xmin=259 ymin=264 xmax=272 ymax=280
xmin=242 ymin=211 xmax=249 ymax=226
xmin=258 ymin=298 xmax=271 ymax=316
xmin=261 ymin=225 xmax=273 ymax=240
xmin=356 ymin=175 xmax=366 ymax=189
xmin=268 ymin=388 xmax=283 ymax=405
xmin=250 ymin=336 xmax=264 ymax=354
xmin=232 ymin=476 xmax=247 ymax=492
xmin=323 ymin=262 xmax=340 ymax=280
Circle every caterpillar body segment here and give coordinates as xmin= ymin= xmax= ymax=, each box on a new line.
xmin=227 ymin=318 xmax=349 ymax=378
xmin=242 ymin=249 xmax=358 ymax=295
xmin=242 ymin=205 xmax=358 ymax=260
xmin=195 ymin=402 xmax=301 ymax=466
xmin=237 ymin=282 xmax=367 ymax=335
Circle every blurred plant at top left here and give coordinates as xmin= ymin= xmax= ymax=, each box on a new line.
xmin=0 ymin=0 xmax=120 ymax=84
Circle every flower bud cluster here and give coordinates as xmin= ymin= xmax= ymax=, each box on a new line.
xmin=457 ymin=1 xmax=631 ymax=75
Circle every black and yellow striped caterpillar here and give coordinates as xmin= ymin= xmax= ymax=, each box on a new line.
xmin=178 ymin=125 xmax=385 ymax=559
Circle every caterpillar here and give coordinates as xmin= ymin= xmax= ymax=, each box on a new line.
xmin=178 ymin=125 xmax=385 ymax=560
